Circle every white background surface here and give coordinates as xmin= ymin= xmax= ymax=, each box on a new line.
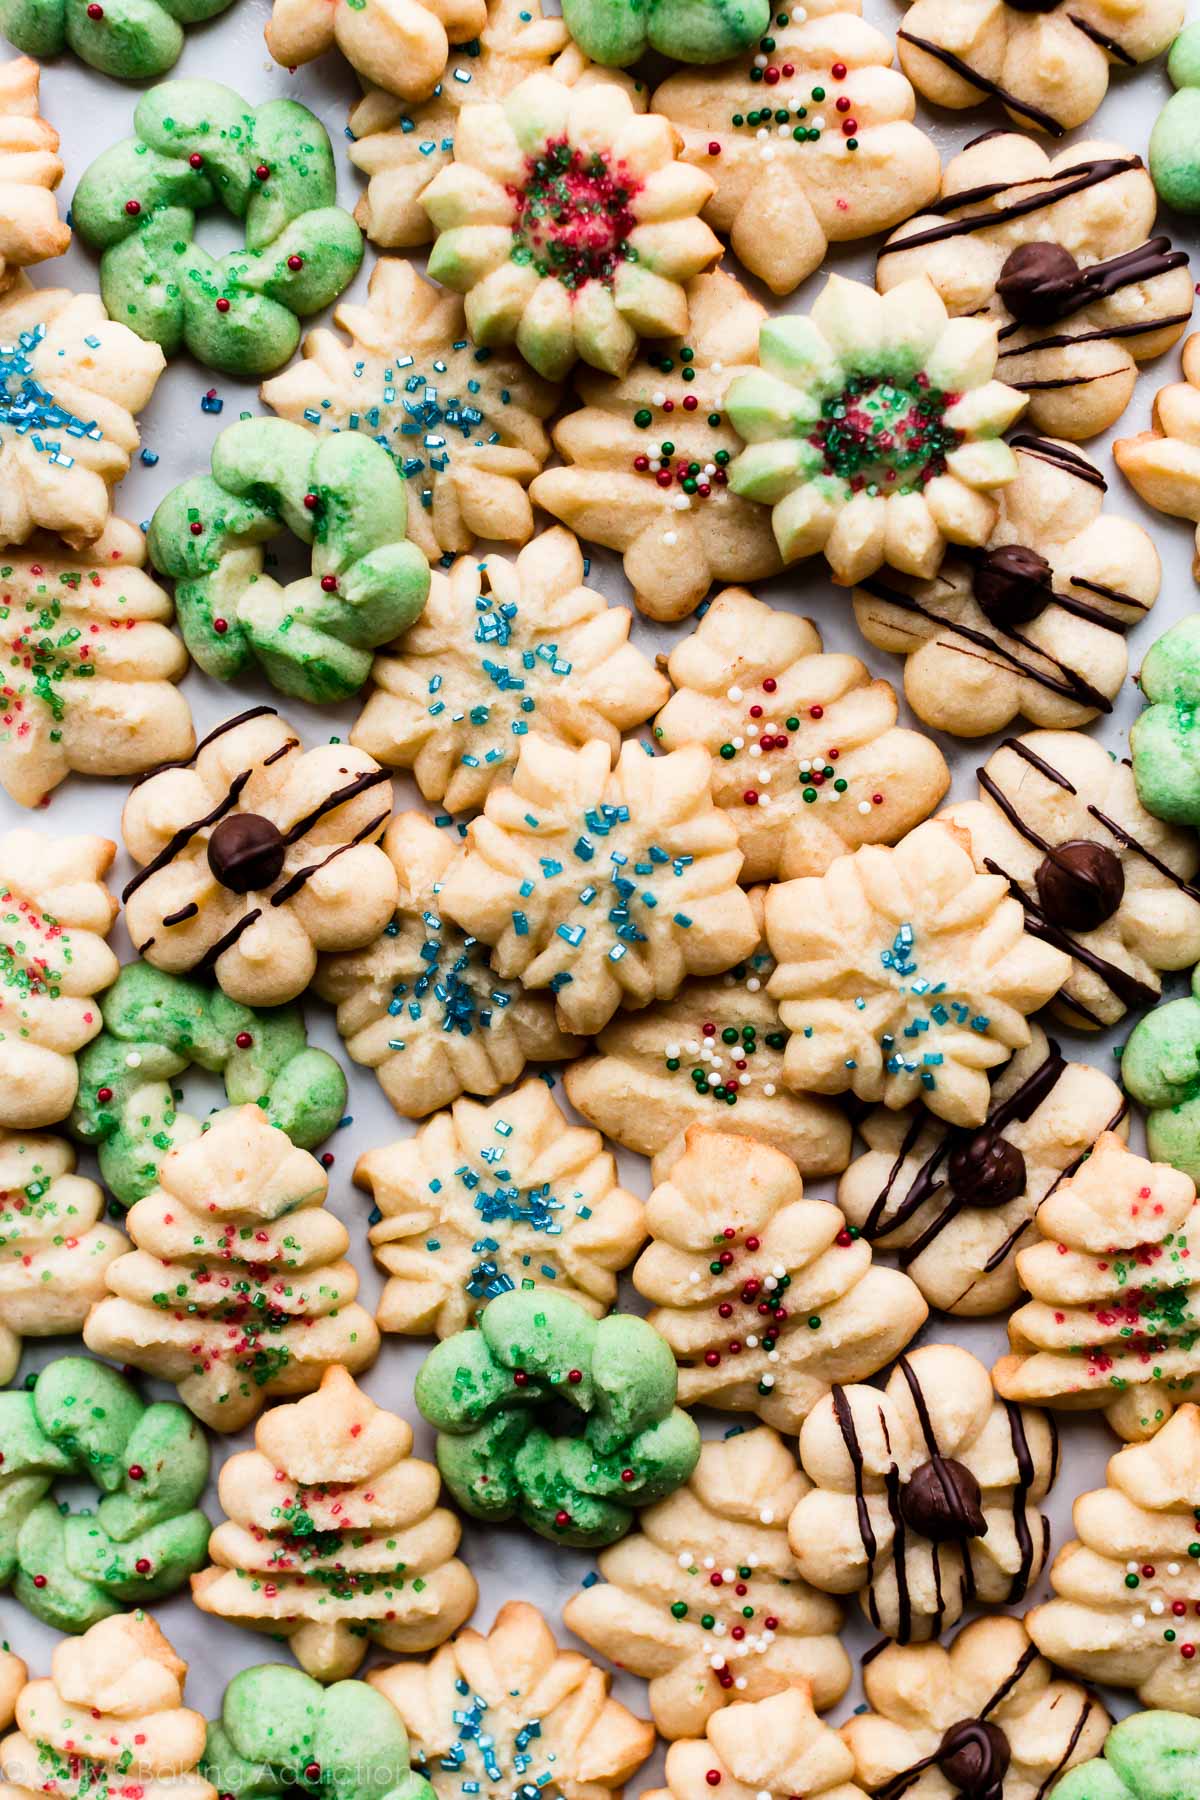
xmin=5 ymin=2 xmax=1200 ymax=1783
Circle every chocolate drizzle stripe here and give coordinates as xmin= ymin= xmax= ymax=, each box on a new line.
xmin=271 ymin=810 xmax=391 ymax=906
xmin=1005 ymin=1399 xmax=1037 ymax=1605
xmin=193 ymin=908 xmax=262 ymax=976
xmin=128 ymin=705 xmax=278 ymax=790
xmin=263 ymin=738 xmax=301 ymax=767
xmin=122 ymin=769 xmax=253 ymax=903
xmin=1008 ymin=435 xmax=1106 ymax=490
xmin=1067 ymin=12 xmax=1136 ymax=62
xmin=981 ymin=1642 xmax=1040 ymax=1718
xmin=878 ymin=157 xmax=1141 ymax=260
xmin=161 ymin=902 xmax=199 ymax=927
xmin=1087 ymin=804 xmax=1200 ymax=905
xmin=832 ymin=1384 xmax=878 ymax=1578
xmin=1009 ymin=369 xmax=1126 ymax=392
xmin=877 ymin=1640 xmax=1044 ymax=1800
xmin=984 ymin=854 xmax=1159 ymax=1012
xmin=1033 ymin=1699 xmax=1097 ymax=1800
xmin=1070 ymin=576 xmax=1149 ymax=614
xmin=281 ymin=768 xmax=392 ymax=847
xmin=896 ymin=30 xmax=1066 ymax=133
xmin=1001 ymin=312 xmax=1194 ymax=357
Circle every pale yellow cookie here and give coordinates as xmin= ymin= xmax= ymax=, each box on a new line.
xmin=0 ymin=829 xmax=117 ymax=1130
xmin=1116 ymin=334 xmax=1200 ymax=579
xmin=563 ymin=1424 xmax=851 ymax=1739
xmin=645 ymin=1687 xmax=865 ymax=1800
xmin=266 ymin=0 xmax=485 ymax=102
xmin=0 ymin=59 xmax=69 ymax=293
xmin=315 ymin=810 xmax=582 ymax=1118
xmin=350 ymin=526 xmax=668 ymax=814
xmin=788 ymin=1345 xmax=1058 ymax=1643
xmin=0 ymin=1649 xmax=25 ymax=1735
xmin=84 ymin=1104 xmax=381 ymax=1430
xmin=654 ymin=585 xmax=949 ymax=879
xmin=191 ymin=1365 xmax=477 ymax=1677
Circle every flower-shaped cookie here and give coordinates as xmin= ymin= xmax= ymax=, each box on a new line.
xmin=842 ymin=1614 xmax=1109 ymax=1800
xmin=0 ymin=1614 xmax=214 ymax=1800
xmin=264 ymin=0 xmax=484 ymax=102
xmin=632 ymin=1125 xmax=927 ymax=1435
xmin=726 ymin=274 xmax=1026 ymax=584
xmin=1054 ymin=1712 xmax=1200 ymax=1800
xmin=1132 ymin=617 xmax=1200 ymax=830
xmin=654 ymin=586 xmax=949 ymax=879
xmin=941 ymin=730 xmax=1200 ymax=1030
xmin=84 ymin=1104 xmax=381 ymax=1430
xmin=895 ymin=0 xmax=1185 ymax=137
xmin=314 ymin=811 xmax=581 ymax=1118
xmin=0 ymin=1128 xmax=127 ymax=1385
xmin=562 ymin=0 xmax=769 ymax=66
xmin=877 ymin=135 xmax=1193 ymax=442
xmin=438 ymin=734 xmax=759 ymax=1037
xmin=564 ymin=900 xmax=853 ymax=1182
xmin=994 ymin=1133 xmax=1200 ymax=1443
xmin=262 ymin=260 xmax=558 ymax=562
xmin=529 ymin=271 xmax=783 ymax=623
xmin=851 ymin=436 xmax=1162 ymax=737
xmin=651 ymin=1 xmax=940 ymax=297
xmin=1116 ymin=335 xmax=1200 ymax=579
xmin=369 ymin=1601 xmax=654 ymax=1800
xmin=788 ymin=1345 xmax=1058 ymax=1644
xmin=0 ymin=279 xmax=164 ymax=548
xmin=563 ymin=1425 xmax=851 ymax=1739
xmin=421 ymin=72 xmax=722 ymax=382
xmin=1027 ymin=1404 xmax=1200 ymax=1714
xmin=0 ymin=1648 xmax=23 ymax=1731
xmin=838 ymin=1024 xmax=1128 ymax=1317
xmin=1122 ymin=964 xmax=1200 ymax=1184
xmin=192 ymin=1366 xmax=477 ymax=1677
xmin=350 ymin=526 xmax=668 ymax=814
xmin=0 ymin=828 xmax=117 ymax=1131
xmin=121 ymin=707 xmax=398 ymax=1009
xmin=0 ymin=520 xmax=194 ymax=808
xmin=764 ymin=818 xmax=1071 ymax=1129
xmin=0 ymin=59 xmax=69 ymax=292
xmin=355 ymin=1076 xmax=645 ymax=1337
xmin=644 ymin=1688 xmax=863 ymax=1800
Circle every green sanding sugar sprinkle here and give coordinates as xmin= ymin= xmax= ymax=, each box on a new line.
xmin=809 ymin=373 xmax=962 ymax=497
xmin=510 ymin=138 xmax=639 ymax=290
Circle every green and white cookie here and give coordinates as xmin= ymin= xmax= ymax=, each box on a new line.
xmin=1152 ymin=24 xmax=1200 ymax=214
xmin=1120 ymin=963 xmax=1200 ymax=1184
xmin=1132 ymin=615 xmax=1200 ymax=828
xmin=0 ymin=0 xmax=233 ymax=80
xmin=1052 ymin=1711 xmax=1200 ymax=1800
xmin=560 ymin=0 xmax=768 ymax=66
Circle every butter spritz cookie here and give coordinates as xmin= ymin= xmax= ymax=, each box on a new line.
xmin=643 ymin=1687 xmax=863 ymax=1800
xmin=0 ymin=522 xmax=194 ymax=809
xmin=877 ymin=137 xmax=1193 ymax=443
xmin=1121 ymin=965 xmax=1200 ymax=1184
xmin=349 ymin=527 xmax=667 ymax=815
xmin=787 ymin=1345 xmax=1058 ymax=1644
xmin=940 ymin=730 xmax=1200 ymax=1030
xmin=191 ymin=1366 xmax=476 ymax=1678
xmin=562 ymin=1424 xmax=851 ymax=1738
xmin=354 ymin=1076 xmax=645 ymax=1337
xmin=1027 ymin=1404 xmax=1200 ymax=1714
xmin=414 ymin=1287 xmax=700 ymax=1546
xmin=262 ymin=260 xmax=558 ymax=563
xmin=368 ymin=1600 xmax=654 ymax=1800
xmin=71 ymin=81 xmax=363 ymax=380
xmin=563 ymin=893 xmax=852 ymax=1183
xmin=0 ymin=1128 xmax=128 ymax=1385
xmin=894 ymin=0 xmax=1184 ymax=138
xmin=0 ymin=279 xmax=164 ymax=548
xmin=653 ymin=586 xmax=949 ymax=880
xmin=68 ymin=962 xmax=347 ymax=1207
xmin=1152 ymin=24 xmax=1200 ymax=214
xmin=630 ymin=1125 xmax=927 ymax=1436
xmin=725 ymin=273 xmax=1026 ymax=584
xmin=763 ymin=818 xmax=1071 ymax=1129
xmin=264 ymin=0 xmax=484 ymax=105
xmin=121 ymin=708 xmax=398 ymax=1010
xmin=993 ymin=1133 xmax=1200 ymax=1443
xmin=1053 ymin=1712 xmax=1200 ymax=1800
xmin=0 ymin=1615 xmax=214 ymax=1800
xmin=314 ymin=811 xmax=581 ymax=1119
xmin=851 ymin=437 xmax=1162 ymax=738
xmin=838 ymin=1024 xmax=1128 ymax=1317
xmin=0 ymin=1355 xmax=209 ymax=1632
xmin=1116 ymin=336 xmax=1200 ymax=581
xmin=0 ymin=0 xmax=233 ymax=76
xmin=147 ymin=418 xmax=429 ymax=705
xmin=842 ymin=1614 xmax=1109 ymax=1800
xmin=528 ymin=270 xmax=783 ymax=624
xmin=84 ymin=1104 xmax=379 ymax=1428
xmin=0 ymin=58 xmax=69 ymax=290
xmin=0 ymin=1647 xmax=23 ymax=1731
xmin=0 ymin=828 xmax=117 ymax=1131
xmin=650 ymin=2 xmax=940 ymax=298
xmin=420 ymin=72 xmax=722 ymax=383
xmin=436 ymin=735 xmax=759 ymax=1037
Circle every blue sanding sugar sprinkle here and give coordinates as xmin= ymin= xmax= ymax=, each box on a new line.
xmin=0 ymin=324 xmax=104 ymax=467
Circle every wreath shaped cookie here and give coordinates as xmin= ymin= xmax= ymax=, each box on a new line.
xmin=0 ymin=1354 xmax=210 ymax=1632
xmin=148 ymin=420 xmax=429 ymax=706
xmin=414 ymin=1286 xmax=701 ymax=1546
xmin=0 ymin=0 xmax=234 ymax=77
xmin=651 ymin=0 xmax=940 ymax=297
xmin=1122 ymin=964 xmax=1200 ymax=1184
xmin=264 ymin=0 xmax=484 ymax=105
xmin=0 ymin=58 xmax=69 ymax=291
xmin=72 ymin=80 xmax=363 ymax=380
xmin=69 ymin=961 xmax=348 ymax=1206
xmin=1054 ymin=1712 xmax=1200 ymax=1800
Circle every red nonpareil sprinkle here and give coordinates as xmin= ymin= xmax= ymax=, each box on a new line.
xmin=704 ymin=1350 xmax=721 ymax=1366
xmin=32 ymin=1574 xmax=46 ymax=1587
xmin=718 ymin=1302 xmax=733 ymax=1319
xmin=189 ymin=152 xmax=204 ymax=168
xmin=781 ymin=62 xmax=794 ymax=75
xmin=124 ymin=199 xmax=140 ymax=215
xmin=255 ymin=163 xmax=270 ymax=180
xmin=554 ymin=1509 xmax=571 ymax=1526
xmin=762 ymin=677 xmax=776 ymax=692
xmin=215 ymin=297 xmax=230 ymax=312
xmin=320 ymin=575 xmax=338 ymax=592
xmin=743 ymin=789 xmax=759 ymax=805
xmin=513 ymin=1369 xmax=529 ymax=1385
xmin=682 ymin=394 xmax=698 ymax=411
xmin=662 ymin=397 xmax=675 ymax=412
xmin=872 ymin=792 xmax=884 ymax=805
xmin=135 ymin=1558 xmax=152 ymax=1574
xmin=705 ymin=1773 xmax=721 ymax=1787
xmin=321 ymin=1153 xmax=334 ymax=1169
xmin=763 ymin=66 xmax=779 ymax=83
xmin=127 ymin=1464 xmax=145 ymax=1480
xmin=656 ymin=469 xmax=673 ymax=488
xmin=1184 ymin=1644 xmax=1196 ymax=1660
xmin=304 ymin=1766 xmax=321 ymax=1782
xmin=832 ymin=60 xmax=847 ymax=77
xmin=722 ymin=1226 xmax=736 ymax=1239
xmin=303 ymin=493 xmax=319 ymax=510
xmin=287 ymin=254 xmax=304 ymax=270
xmin=764 ymin=1615 xmax=779 ymax=1629
xmin=235 ymin=1031 xmax=253 ymax=1048
xmin=633 ymin=454 xmax=649 ymax=471
xmin=567 ymin=1368 xmax=583 ymax=1383
xmin=97 ymin=1086 xmax=113 ymax=1102
xmin=749 ymin=704 xmax=763 ymax=718
xmin=745 ymin=1236 xmax=760 ymax=1251
xmin=213 ymin=618 xmax=228 ymax=634
xmin=620 ymin=1468 xmax=634 ymax=1483
xmin=841 ymin=118 xmax=858 ymax=135
xmin=86 ymin=5 xmax=103 ymax=16
xmin=836 ymin=96 xmax=851 ymax=112
xmin=708 ymin=141 xmax=721 ymax=155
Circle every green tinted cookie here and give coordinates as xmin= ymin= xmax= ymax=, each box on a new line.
xmin=1152 ymin=25 xmax=1200 ymax=214
xmin=1120 ymin=963 xmax=1200 ymax=1183
xmin=0 ymin=0 xmax=233 ymax=79
xmin=1052 ymin=1711 xmax=1200 ymax=1800
xmin=560 ymin=0 xmax=768 ymax=65
xmin=1132 ymin=614 xmax=1200 ymax=827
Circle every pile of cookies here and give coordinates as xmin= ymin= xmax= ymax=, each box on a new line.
xmin=9 ymin=0 xmax=1200 ymax=1795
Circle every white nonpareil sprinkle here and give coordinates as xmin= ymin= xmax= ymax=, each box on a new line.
xmin=754 ymin=51 xmax=767 ymax=65
xmin=763 ymin=1082 xmax=776 ymax=1096
xmin=747 ymin=978 xmax=761 ymax=992
xmin=704 ymin=1555 xmax=716 ymax=1569
xmin=1132 ymin=1613 xmax=1146 ymax=1627
xmin=735 ymin=1677 xmax=747 ymax=1690
xmin=759 ymin=1507 xmax=775 ymax=1524
xmin=1169 ymin=1563 xmax=1182 ymax=1575
xmin=727 ymin=687 xmax=743 ymax=702
xmin=858 ymin=800 xmax=872 ymax=814
xmin=653 ymin=390 xmax=666 ymax=406
xmin=125 ymin=1052 xmax=142 ymax=1068
xmin=748 ymin=744 xmax=762 ymax=759
xmin=723 ymin=1567 xmax=736 ymax=1581
xmin=666 ymin=1042 xmax=680 ymax=1058
xmin=689 ymin=1271 xmax=701 ymax=1284
xmin=1151 ymin=1599 xmax=1166 ymax=1616
xmin=678 ymin=1550 xmax=693 ymax=1567
xmin=663 ymin=530 xmax=678 ymax=546
xmin=747 ymin=1553 xmax=760 ymax=1568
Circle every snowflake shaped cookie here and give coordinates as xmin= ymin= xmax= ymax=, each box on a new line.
xmin=764 ymin=818 xmax=1071 ymax=1129
xmin=438 ymin=734 xmax=760 ymax=1037
xmin=355 ymin=1075 xmax=645 ymax=1336
xmin=529 ymin=270 xmax=783 ymax=623
xmin=265 ymin=0 xmax=485 ymax=103
xmin=877 ymin=135 xmax=1193 ymax=442
xmin=645 ymin=1688 xmax=862 ymax=1800
xmin=654 ymin=585 xmax=949 ymax=880
xmin=350 ymin=526 xmax=667 ymax=815
xmin=651 ymin=0 xmax=940 ymax=296
xmin=0 ymin=279 xmax=164 ymax=549
xmin=0 ymin=59 xmax=70 ymax=292
xmin=788 ymin=1345 xmax=1058 ymax=1644
xmin=262 ymin=260 xmax=558 ymax=562
xmin=851 ymin=435 xmax=1162 ymax=737
xmin=1115 ymin=334 xmax=1200 ymax=579
xmin=941 ymin=730 xmax=1200 ymax=1029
